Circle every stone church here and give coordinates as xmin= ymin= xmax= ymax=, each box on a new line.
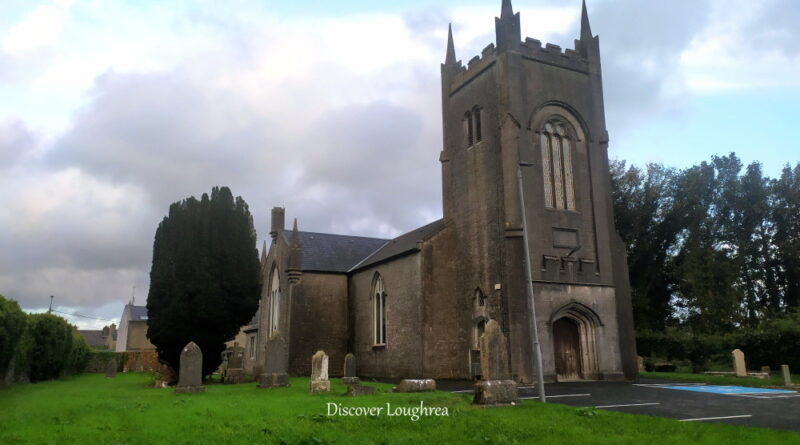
xmin=255 ymin=0 xmax=637 ymax=383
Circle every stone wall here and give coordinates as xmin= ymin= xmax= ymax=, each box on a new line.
xmin=288 ymin=272 xmax=349 ymax=376
xmin=350 ymin=254 xmax=424 ymax=378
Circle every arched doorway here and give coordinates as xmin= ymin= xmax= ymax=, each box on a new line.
xmin=553 ymin=318 xmax=582 ymax=380
xmin=551 ymin=303 xmax=601 ymax=381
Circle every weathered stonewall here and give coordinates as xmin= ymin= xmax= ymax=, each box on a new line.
xmin=782 ymin=364 xmax=792 ymax=387
xmin=309 ymin=350 xmax=331 ymax=393
xmin=474 ymin=319 xmax=518 ymax=405
xmin=224 ymin=342 xmax=244 ymax=384
xmin=105 ymin=359 xmax=117 ymax=378
xmin=393 ymin=379 xmax=436 ymax=393
xmin=731 ymin=349 xmax=747 ymax=377
xmin=342 ymin=353 xmax=359 ymax=385
xmin=258 ymin=331 xmax=289 ymax=388
xmin=175 ymin=341 xmax=205 ymax=394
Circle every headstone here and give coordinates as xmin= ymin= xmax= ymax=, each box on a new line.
xmin=342 ymin=353 xmax=359 ymax=385
xmin=760 ymin=365 xmax=771 ymax=375
xmin=393 ymin=379 xmax=436 ymax=392
xmin=731 ymin=349 xmax=747 ymax=377
xmin=782 ymin=364 xmax=792 ymax=387
xmin=637 ymin=356 xmax=645 ymax=373
xmin=258 ymin=331 xmax=289 ymax=388
xmin=175 ymin=341 xmax=205 ymax=393
xmin=473 ymin=319 xmax=518 ymax=405
xmin=309 ymin=350 xmax=331 ymax=393
xmin=224 ymin=342 xmax=244 ymax=384
xmin=346 ymin=383 xmax=375 ymax=396
xmin=105 ymin=359 xmax=117 ymax=378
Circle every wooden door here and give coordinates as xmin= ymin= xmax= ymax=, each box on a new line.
xmin=554 ymin=318 xmax=582 ymax=381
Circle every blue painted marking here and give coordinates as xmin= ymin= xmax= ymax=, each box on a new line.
xmin=663 ymin=385 xmax=795 ymax=394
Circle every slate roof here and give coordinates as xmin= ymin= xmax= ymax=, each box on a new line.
xmin=281 ymin=231 xmax=389 ymax=273
xmin=78 ymin=330 xmax=106 ymax=348
xmin=350 ymin=219 xmax=445 ymax=272
xmin=127 ymin=305 xmax=148 ymax=321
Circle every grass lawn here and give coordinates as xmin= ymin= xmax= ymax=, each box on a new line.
xmin=641 ymin=371 xmax=797 ymax=388
xmin=2 ymin=373 xmax=799 ymax=444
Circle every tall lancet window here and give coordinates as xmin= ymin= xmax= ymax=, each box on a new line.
xmin=269 ymin=267 xmax=280 ymax=335
xmin=541 ymin=121 xmax=576 ymax=210
xmin=373 ymin=274 xmax=387 ymax=346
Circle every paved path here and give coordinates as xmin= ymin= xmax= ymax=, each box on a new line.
xmin=443 ymin=378 xmax=800 ymax=430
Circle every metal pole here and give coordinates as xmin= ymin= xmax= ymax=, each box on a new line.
xmin=48 ymin=295 xmax=54 ymax=314
xmin=517 ymin=163 xmax=546 ymax=402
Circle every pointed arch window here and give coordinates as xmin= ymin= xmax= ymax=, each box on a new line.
xmin=268 ymin=267 xmax=280 ymax=335
xmin=540 ymin=121 xmax=576 ymax=210
xmin=373 ymin=274 xmax=387 ymax=346
xmin=464 ymin=106 xmax=483 ymax=148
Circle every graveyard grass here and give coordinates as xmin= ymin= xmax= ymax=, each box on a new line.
xmin=2 ymin=374 xmax=799 ymax=444
xmin=641 ymin=371 xmax=798 ymax=388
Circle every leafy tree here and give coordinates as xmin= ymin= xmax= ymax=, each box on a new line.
xmin=773 ymin=164 xmax=800 ymax=310
xmin=25 ymin=313 xmax=74 ymax=382
xmin=0 ymin=295 xmax=27 ymax=377
xmin=146 ymin=186 xmax=261 ymax=377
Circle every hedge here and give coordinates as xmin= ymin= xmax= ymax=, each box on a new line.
xmin=636 ymin=311 xmax=800 ymax=372
xmin=0 ymin=295 xmax=96 ymax=384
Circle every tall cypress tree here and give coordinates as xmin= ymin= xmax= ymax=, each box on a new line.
xmin=146 ymin=187 xmax=261 ymax=377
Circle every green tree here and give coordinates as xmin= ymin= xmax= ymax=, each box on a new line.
xmin=25 ymin=313 xmax=74 ymax=382
xmin=773 ymin=164 xmax=800 ymax=310
xmin=0 ymin=295 xmax=28 ymax=377
xmin=146 ymin=186 xmax=261 ymax=377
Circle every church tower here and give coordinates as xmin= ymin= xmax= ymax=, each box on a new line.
xmin=440 ymin=0 xmax=637 ymax=382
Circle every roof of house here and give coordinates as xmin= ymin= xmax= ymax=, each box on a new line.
xmin=281 ymin=230 xmax=389 ymax=273
xmin=126 ymin=304 xmax=148 ymax=321
xmin=78 ymin=330 xmax=106 ymax=348
xmin=349 ymin=219 xmax=445 ymax=272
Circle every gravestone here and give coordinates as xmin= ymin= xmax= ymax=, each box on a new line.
xmin=393 ymin=379 xmax=436 ymax=392
xmin=782 ymin=364 xmax=792 ymax=387
xmin=175 ymin=341 xmax=205 ymax=393
xmin=342 ymin=353 xmax=359 ymax=385
xmin=760 ymin=365 xmax=771 ymax=375
xmin=346 ymin=383 xmax=375 ymax=396
xmin=224 ymin=342 xmax=244 ymax=384
xmin=309 ymin=350 xmax=331 ymax=393
xmin=474 ymin=319 xmax=518 ymax=405
xmin=105 ymin=359 xmax=117 ymax=378
xmin=258 ymin=331 xmax=289 ymax=388
xmin=731 ymin=349 xmax=747 ymax=377
xmin=637 ymin=356 xmax=645 ymax=373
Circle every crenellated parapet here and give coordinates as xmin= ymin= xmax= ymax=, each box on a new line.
xmin=443 ymin=0 xmax=598 ymax=94
xmin=519 ymin=38 xmax=589 ymax=73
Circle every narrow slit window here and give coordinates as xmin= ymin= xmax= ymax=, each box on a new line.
xmin=473 ymin=107 xmax=482 ymax=143
xmin=373 ymin=275 xmax=386 ymax=345
xmin=465 ymin=111 xmax=473 ymax=147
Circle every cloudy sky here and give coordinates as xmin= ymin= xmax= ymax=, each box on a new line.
xmin=1 ymin=0 xmax=798 ymax=328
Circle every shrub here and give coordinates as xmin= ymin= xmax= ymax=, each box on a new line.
xmin=66 ymin=333 xmax=92 ymax=375
xmin=0 ymin=295 xmax=27 ymax=377
xmin=25 ymin=313 xmax=75 ymax=382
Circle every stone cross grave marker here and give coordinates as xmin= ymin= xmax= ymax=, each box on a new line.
xmin=342 ymin=353 xmax=359 ymax=385
xmin=105 ymin=359 xmax=117 ymax=378
xmin=782 ymin=364 xmax=792 ymax=387
xmin=258 ymin=331 xmax=289 ymax=388
xmin=731 ymin=349 xmax=747 ymax=377
xmin=474 ymin=319 xmax=518 ymax=405
xmin=175 ymin=341 xmax=205 ymax=393
xmin=309 ymin=350 xmax=331 ymax=393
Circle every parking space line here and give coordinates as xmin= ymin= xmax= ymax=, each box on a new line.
xmin=541 ymin=393 xmax=591 ymax=399
xmin=595 ymin=402 xmax=660 ymax=409
xmin=680 ymin=415 xmax=752 ymax=422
